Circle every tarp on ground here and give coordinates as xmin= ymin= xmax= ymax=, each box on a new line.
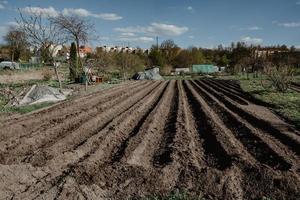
xmin=132 ymin=67 xmax=163 ymax=80
xmin=19 ymin=85 xmax=72 ymax=105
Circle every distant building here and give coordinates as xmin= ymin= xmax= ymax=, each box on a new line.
xmin=254 ymin=47 xmax=289 ymax=58
xmin=79 ymin=46 xmax=92 ymax=58
xmin=96 ymin=45 xmax=149 ymax=54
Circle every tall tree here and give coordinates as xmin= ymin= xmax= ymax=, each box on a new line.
xmin=17 ymin=7 xmax=68 ymax=90
xmin=51 ymin=14 xmax=94 ymax=89
xmin=4 ymin=26 xmax=28 ymax=62
xmin=69 ymin=42 xmax=78 ymax=81
xmin=51 ymin=15 xmax=94 ymax=70
xmin=148 ymin=46 xmax=166 ymax=68
xmin=160 ymin=39 xmax=180 ymax=65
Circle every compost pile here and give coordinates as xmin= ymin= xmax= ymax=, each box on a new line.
xmin=0 ymin=79 xmax=299 ymax=200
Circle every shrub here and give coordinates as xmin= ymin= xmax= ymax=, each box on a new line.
xmin=263 ymin=63 xmax=294 ymax=92
xmin=42 ymin=67 xmax=52 ymax=81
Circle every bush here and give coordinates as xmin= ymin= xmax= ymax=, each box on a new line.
xmin=42 ymin=67 xmax=52 ymax=81
xmin=160 ymin=65 xmax=172 ymax=76
xmin=263 ymin=64 xmax=294 ymax=92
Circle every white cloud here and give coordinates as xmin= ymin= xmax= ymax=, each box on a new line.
xmin=247 ymin=26 xmax=262 ymax=30
xmin=120 ymin=32 xmax=136 ymax=37
xmin=188 ymin=35 xmax=194 ymax=39
xmin=62 ymin=8 xmax=122 ymax=20
xmin=295 ymin=45 xmax=300 ymax=49
xmin=296 ymin=1 xmax=300 ymax=5
xmin=241 ymin=36 xmax=263 ymax=44
xmin=19 ymin=6 xmax=122 ymax=20
xmin=114 ymin=26 xmax=143 ymax=33
xmin=148 ymin=23 xmax=188 ymax=36
xmin=62 ymin=8 xmax=90 ymax=17
xmin=187 ymin=6 xmax=193 ymax=11
xmin=237 ymin=26 xmax=262 ymax=31
xmin=117 ymin=36 xmax=154 ymax=43
xmin=0 ymin=0 xmax=7 ymax=9
xmin=115 ymin=22 xmax=188 ymax=36
xmin=94 ymin=13 xmax=122 ymax=20
xmin=20 ymin=6 xmax=59 ymax=17
xmin=98 ymin=36 xmax=110 ymax=41
xmin=278 ymin=22 xmax=300 ymax=28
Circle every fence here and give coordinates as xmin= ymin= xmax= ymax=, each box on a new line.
xmin=19 ymin=63 xmax=44 ymax=70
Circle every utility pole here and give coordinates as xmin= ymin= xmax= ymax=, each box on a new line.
xmin=156 ymin=36 xmax=159 ymax=50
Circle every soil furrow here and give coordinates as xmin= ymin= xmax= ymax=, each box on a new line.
xmin=212 ymin=79 xmax=272 ymax=106
xmin=0 ymin=81 xmax=138 ymax=126
xmin=3 ymin=82 xmax=167 ymax=199
xmin=24 ymin=82 xmax=170 ymax=199
xmin=111 ymin=81 xmax=171 ymax=164
xmin=2 ymin=82 xmax=162 ymax=166
xmin=1 ymin=80 xmax=300 ymax=200
xmin=192 ymin=80 xmax=292 ymax=170
xmin=152 ymin=82 xmax=179 ymax=167
xmin=208 ymin=79 xmax=258 ymax=102
xmin=75 ymin=81 xmax=169 ymax=169
xmin=182 ymin=80 xmax=232 ymax=170
xmin=201 ymin=79 xmax=249 ymax=105
xmin=196 ymin=79 xmax=300 ymax=157
xmin=0 ymin=81 xmax=146 ymax=141
xmin=0 ymin=82 xmax=152 ymax=158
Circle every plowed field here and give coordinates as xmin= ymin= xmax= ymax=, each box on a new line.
xmin=0 ymin=79 xmax=299 ymax=199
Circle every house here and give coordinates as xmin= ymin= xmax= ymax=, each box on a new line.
xmin=96 ymin=45 xmax=149 ymax=54
xmin=254 ymin=47 xmax=289 ymax=58
xmin=79 ymin=46 xmax=92 ymax=58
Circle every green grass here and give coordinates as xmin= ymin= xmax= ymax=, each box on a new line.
xmin=0 ymin=102 xmax=54 ymax=114
xmin=219 ymin=74 xmax=300 ymax=130
xmin=163 ymin=75 xmax=193 ymax=80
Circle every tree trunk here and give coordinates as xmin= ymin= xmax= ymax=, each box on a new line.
xmin=85 ymin=74 xmax=88 ymax=91
xmin=54 ymin=64 xmax=62 ymax=92
xmin=11 ymin=50 xmax=14 ymax=62
xmin=75 ymin=38 xmax=83 ymax=71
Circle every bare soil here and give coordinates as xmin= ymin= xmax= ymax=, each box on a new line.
xmin=0 ymin=79 xmax=299 ymax=200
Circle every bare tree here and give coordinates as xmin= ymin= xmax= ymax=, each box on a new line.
xmin=50 ymin=14 xmax=94 ymax=68
xmin=16 ymin=8 xmax=67 ymax=90
xmin=51 ymin=14 xmax=94 ymax=89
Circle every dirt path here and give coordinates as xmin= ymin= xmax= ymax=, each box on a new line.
xmin=0 ymin=80 xmax=299 ymax=200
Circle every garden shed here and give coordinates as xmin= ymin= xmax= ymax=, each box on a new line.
xmin=192 ymin=64 xmax=219 ymax=74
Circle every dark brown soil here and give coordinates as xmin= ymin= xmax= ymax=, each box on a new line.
xmin=0 ymin=79 xmax=299 ymax=200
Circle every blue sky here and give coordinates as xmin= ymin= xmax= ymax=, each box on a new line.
xmin=0 ymin=0 xmax=299 ymax=48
